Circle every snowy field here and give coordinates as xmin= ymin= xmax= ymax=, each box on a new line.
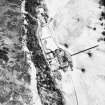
xmin=44 ymin=0 xmax=105 ymax=105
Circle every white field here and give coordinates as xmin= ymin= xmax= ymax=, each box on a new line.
xmin=44 ymin=0 xmax=105 ymax=105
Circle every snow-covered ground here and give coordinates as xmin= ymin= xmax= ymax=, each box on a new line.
xmin=44 ymin=0 xmax=105 ymax=105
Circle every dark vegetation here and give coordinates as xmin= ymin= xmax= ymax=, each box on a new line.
xmin=25 ymin=0 xmax=41 ymax=16
xmin=87 ymin=52 xmax=92 ymax=57
xmin=0 ymin=49 xmax=9 ymax=62
xmin=0 ymin=0 xmax=34 ymax=105
xmin=99 ymin=0 xmax=105 ymax=6
xmin=25 ymin=3 xmax=65 ymax=104
xmin=102 ymin=31 xmax=105 ymax=36
xmin=3 ymin=9 xmax=20 ymax=18
xmin=81 ymin=68 xmax=86 ymax=73
xmin=64 ymin=43 xmax=69 ymax=48
xmin=100 ymin=12 xmax=105 ymax=20
xmin=6 ymin=100 xmax=23 ymax=105
xmin=6 ymin=0 xmax=22 ymax=6
xmin=0 ymin=80 xmax=12 ymax=104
